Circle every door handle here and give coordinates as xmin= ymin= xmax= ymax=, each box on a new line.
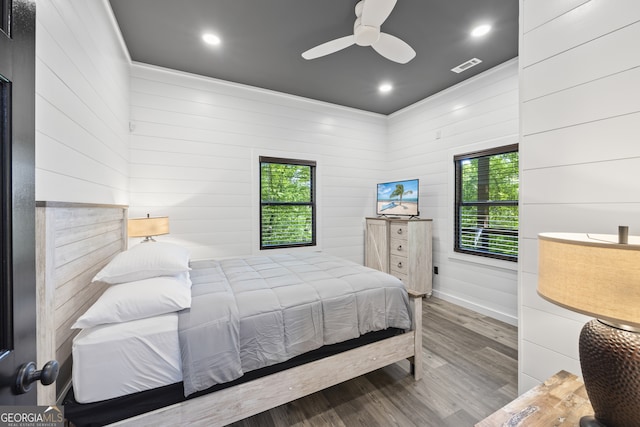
xmin=14 ymin=360 xmax=59 ymax=394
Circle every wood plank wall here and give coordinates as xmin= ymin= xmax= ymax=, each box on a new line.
xmin=35 ymin=0 xmax=130 ymax=205
xmin=129 ymin=61 xmax=520 ymax=323
xmin=36 ymin=203 xmax=126 ymax=405
xmin=128 ymin=64 xmax=388 ymax=262
xmin=386 ymin=60 xmax=520 ymax=325
xmin=518 ymin=0 xmax=640 ymax=393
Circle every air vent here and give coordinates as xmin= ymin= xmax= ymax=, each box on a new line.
xmin=451 ymin=58 xmax=482 ymax=74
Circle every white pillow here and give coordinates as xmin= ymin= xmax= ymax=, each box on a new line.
xmin=92 ymin=242 xmax=190 ymax=284
xmin=72 ymin=275 xmax=191 ymax=329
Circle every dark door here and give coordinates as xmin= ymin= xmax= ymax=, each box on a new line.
xmin=0 ymin=0 xmax=37 ymax=404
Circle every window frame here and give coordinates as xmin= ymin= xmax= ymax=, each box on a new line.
xmin=0 ymin=75 xmax=12 ymax=355
xmin=454 ymin=143 xmax=519 ymax=262
xmin=259 ymin=156 xmax=316 ymax=250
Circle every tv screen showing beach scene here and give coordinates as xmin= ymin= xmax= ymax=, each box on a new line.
xmin=376 ymin=179 xmax=419 ymax=216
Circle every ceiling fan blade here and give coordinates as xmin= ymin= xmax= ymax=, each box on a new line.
xmin=361 ymin=0 xmax=397 ymax=27
xmin=302 ymin=35 xmax=355 ymax=60
xmin=372 ymin=32 xmax=416 ymax=64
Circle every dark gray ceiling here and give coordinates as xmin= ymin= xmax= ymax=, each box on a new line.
xmin=109 ymin=0 xmax=518 ymax=115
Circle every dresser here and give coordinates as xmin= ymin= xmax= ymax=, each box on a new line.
xmin=365 ymin=217 xmax=433 ymax=295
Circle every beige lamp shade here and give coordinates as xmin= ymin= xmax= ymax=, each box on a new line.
xmin=128 ymin=216 xmax=169 ymax=239
xmin=537 ymin=232 xmax=640 ymax=329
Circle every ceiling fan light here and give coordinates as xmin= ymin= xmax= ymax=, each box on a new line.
xmin=354 ymin=24 xmax=380 ymax=46
xmin=302 ymin=0 xmax=412 ymax=63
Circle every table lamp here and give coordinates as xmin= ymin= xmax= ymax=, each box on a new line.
xmin=128 ymin=214 xmax=169 ymax=242
xmin=537 ymin=227 xmax=640 ymax=427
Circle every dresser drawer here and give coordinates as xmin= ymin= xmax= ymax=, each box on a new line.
xmin=390 ymin=270 xmax=408 ymax=284
xmin=390 ymin=238 xmax=407 ymax=256
xmin=390 ymin=223 xmax=408 ymax=240
xmin=390 ymin=254 xmax=409 ymax=275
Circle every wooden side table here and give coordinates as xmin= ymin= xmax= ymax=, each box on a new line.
xmin=476 ymin=370 xmax=594 ymax=426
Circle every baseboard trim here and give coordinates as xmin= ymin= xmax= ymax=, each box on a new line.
xmin=431 ymin=290 xmax=517 ymax=326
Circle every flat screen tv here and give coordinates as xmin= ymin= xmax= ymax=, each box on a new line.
xmin=376 ymin=179 xmax=419 ymax=217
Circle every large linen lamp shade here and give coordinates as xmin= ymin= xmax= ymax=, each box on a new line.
xmin=128 ymin=215 xmax=169 ymax=242
xmin=538 ymin=232 xmax=640 ymax=328
xmin=537 ymin=232 xmax=640 ymax=427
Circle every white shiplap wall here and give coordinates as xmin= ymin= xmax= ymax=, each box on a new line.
xmin=387 ymin=60 xmax=520 ymax=325
xmin=35 ymin=0 xmax=130 ymax=205
xmin=129 ymin=64 xmax=388 ymax=260
xmin=519 ymin=0 xmax=640 ymax=392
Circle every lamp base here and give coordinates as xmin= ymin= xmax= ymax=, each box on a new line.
xmin=579 ymin=319 xmax=640 ymax=427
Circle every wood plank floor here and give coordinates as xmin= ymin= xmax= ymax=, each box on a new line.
xmin=229 ymin=297 xmax=518 ymax=427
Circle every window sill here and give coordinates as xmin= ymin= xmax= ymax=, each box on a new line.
xmin=448 ymin=250 xmax=518 ymax=272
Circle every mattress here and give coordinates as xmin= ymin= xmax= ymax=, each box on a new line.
xmin=72 ymin=312 xmax=181 ymax=403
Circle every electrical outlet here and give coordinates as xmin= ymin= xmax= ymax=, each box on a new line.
xmin=433 ymin=266 xmax=439 ymax=274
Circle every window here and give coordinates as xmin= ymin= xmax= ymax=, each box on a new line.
xmin=454 ymin=144 xmax=518 ymax=261
xmin=259 ymin=156 xmax=316 ymax=249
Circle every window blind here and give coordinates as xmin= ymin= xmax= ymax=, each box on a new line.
xmin=454 ymin=144 xmax=519 ymax=261
xmin=259 ymin=157 xmax=316 ymax=249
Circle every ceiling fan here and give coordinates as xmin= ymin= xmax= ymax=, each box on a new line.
xmin=302 ymin=0 xmax=416 ymax=64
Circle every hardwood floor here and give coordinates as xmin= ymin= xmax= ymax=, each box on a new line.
xmin=229 ymin=297 xmax=518 ymax=427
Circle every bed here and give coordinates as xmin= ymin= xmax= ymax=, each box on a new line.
xmin=35 ymin=203 xmax=425 ymax=426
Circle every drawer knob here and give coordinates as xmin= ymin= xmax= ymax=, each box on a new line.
xmin=397 ymin=262 xmax=403 ymax=268
xmin=397 ymin=228 xmax=403 ymax=235
xmin=397 ymin=245 xmax=403 ymax=251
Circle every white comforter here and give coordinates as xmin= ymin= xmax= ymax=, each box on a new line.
xmin=178 ymin=252 xmax=412 ymax=396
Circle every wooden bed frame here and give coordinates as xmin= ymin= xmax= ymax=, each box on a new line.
xmin=35 ymin=203 xmax=424 ymax=426
xmin=35 ymin=202 xmax=127 ymax=406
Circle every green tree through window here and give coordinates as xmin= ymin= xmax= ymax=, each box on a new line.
xmin=260 ymin=156 xmax=316 ymax=249
xmin=454 ymin=144 xmax=519 ymax=261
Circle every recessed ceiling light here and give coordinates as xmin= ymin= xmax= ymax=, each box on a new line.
xmin=471 ymin=24 xmax=492 ymax=38
xmin=379 ymin=83 xmax=393 ymax=93
xmin=202 ymin=33 xmax=221 ymax=46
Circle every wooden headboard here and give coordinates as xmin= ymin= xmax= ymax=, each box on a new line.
xmin=35 ymin=202 xmax=127 ymax=405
